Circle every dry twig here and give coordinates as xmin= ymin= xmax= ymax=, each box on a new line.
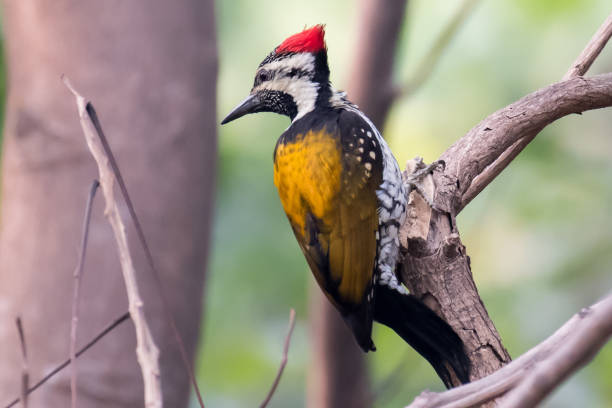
xmin=4 ymin=313 xmax=130 ymax=408
xmin=64 ymin=77 xmax=163 ymax=408
xmin=15 ymin=318 xmax=28 ymax=408
xmin=70 ymin=180 xmax=100 ymax=408
xmin=259 ymin=309 xmax=297 ymax=408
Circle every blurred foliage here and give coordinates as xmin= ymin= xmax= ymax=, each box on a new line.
xmin=198 ymin=0 xmax=612 ymax=407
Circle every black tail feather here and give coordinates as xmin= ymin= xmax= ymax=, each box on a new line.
xmin=373 ymin=284 xmax=471 ymax=388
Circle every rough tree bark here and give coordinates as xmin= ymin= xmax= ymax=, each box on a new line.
xmin=0 ymin=1 xmax=217 ymax=407
xmin=403 ymin=73 xmax=612 ymax=407
xmin=401 ymin=73 xmax=612 ymax=389
xmin=307 ymin=1 xmax=408 ymax=407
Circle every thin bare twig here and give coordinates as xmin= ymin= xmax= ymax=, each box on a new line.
xmin=63 ymin=76 xmax=205 ymax=408
xmin=259 ymin=309 xmax=297 ymax=408
xmin=3 ymin=313 xmax=131 ymax=408
xmin=397 ymin=0 xmax=480 ymax=98
xmin=63 ymin=77 xmax=163 ymax=408
xmin=70 ymin=180 xmax=100 ymax=408
xmin=564 ymin=12 xmax=612 ymax=79
xmin=405 ymin=294 xmax=612 ymax=408
xmin=459 ymin=10 xmax=612 ymax=209
xmin=15 ymin=318 xmax=28 ymax=408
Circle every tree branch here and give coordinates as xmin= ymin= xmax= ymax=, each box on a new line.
xmin=399 ymin=10 xmax=612 ymax=393
xmin=405 ymin=294 xmax=612 ymax=408
xmin=452 ymin=73 xmax=612 ymax=211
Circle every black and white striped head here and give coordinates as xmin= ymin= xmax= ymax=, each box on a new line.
xmin=221 ymin=25 xmax=331 ymax=124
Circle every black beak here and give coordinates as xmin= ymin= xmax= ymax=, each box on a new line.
xmin=221 ymin=94 xmax=262 ymax=125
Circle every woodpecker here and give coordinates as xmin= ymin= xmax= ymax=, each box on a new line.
xmin=222 ymin=25 xmax=470 ymax=387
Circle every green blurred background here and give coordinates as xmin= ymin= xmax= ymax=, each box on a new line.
xmin=203 ymin=0 xmax=612 ymax=407
xmin=0 ymin=0 xmax=607 ymax=407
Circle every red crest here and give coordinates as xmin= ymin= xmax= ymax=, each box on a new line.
xmin=276 ymin=25 xmax=326 ymax=54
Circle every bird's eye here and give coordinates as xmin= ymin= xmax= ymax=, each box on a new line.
xmin=256 ymin=70 xmax=271 ymax=84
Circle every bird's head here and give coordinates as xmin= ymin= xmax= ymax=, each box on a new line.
xmin=221 ymin=25 xmax=331 ymax=125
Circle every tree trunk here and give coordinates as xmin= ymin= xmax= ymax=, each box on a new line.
xmin=0 ymin=1 xmax=217 ymax=407
xmin=307 ymin=1 xmax=408 ymax=407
